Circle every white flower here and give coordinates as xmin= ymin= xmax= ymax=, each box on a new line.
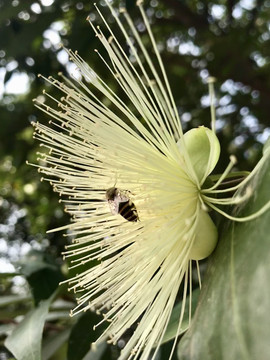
xmin=30 ymin=1 xmax=270 ymax=359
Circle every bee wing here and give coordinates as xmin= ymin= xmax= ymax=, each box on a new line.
xmin=115 ymin=189 xmax=129 ymax=203
xmin=107 ymin=199 xmax=119 ymax=215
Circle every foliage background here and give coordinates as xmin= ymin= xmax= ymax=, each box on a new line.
xmin=0 ymin=0 xmax=270 ymax=359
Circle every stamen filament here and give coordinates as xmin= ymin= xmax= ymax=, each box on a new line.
xmin=205 ymin=199 xmax=270 ymax=222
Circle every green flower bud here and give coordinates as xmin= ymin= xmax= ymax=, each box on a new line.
xmin=178 ymin=126 xmax=220 ymax=183
xmin=190 ymin=209 xmax=218 ymax=260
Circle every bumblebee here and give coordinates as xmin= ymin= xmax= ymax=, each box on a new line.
xmin=106 ymin=187 xmax=139 ymax=222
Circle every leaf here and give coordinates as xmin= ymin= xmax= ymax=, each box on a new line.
xmin=0 ymin=324 xmax=15 ymax=336
xmin=67 ymin=311 xmax=107 ymax=360
xmin=81 ymin=341 xmax=108 ymax=360
xmin=19 ymin=250 xmax=64 ymax=304
xmin=46 ymin=310 xmax=70 ymax=321
xmin=158 ymin=340 xmax=179 ymax=360
xmin=42 ymin=327 xmax=72 ymax=360
xmin=177 ymin=156 xmax=270 ymax=360
xmin=5 ymin=293 xmax=54 ymax=360
xmin=125 ymin=0 xmax=137 ymax=11
xmin=19 ymin=250 xmax=59 ymax=277
xmin=0 ymin=294 xmax=31 ymax=307
xmin=161 ymin=288 xmax=200 ymax=345
xmin=263 ymin=136 xmax=270 ymax=155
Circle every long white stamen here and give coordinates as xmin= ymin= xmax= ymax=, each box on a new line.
xmin=203 ymin=155 xmax=237 ymax=192
xmin=207 ymin=77 xmax=216 ymax=132
xmin=204 ymin=151 xmax=268 ymax=194
xmin=196 ymin=260 xmax=201 ymax=289
xmin=206 ymin=199 xmax=270 ymax=222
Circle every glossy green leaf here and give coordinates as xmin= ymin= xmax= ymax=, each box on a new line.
xmin=178 ymin=157 xmax=270 ymax=360
xmin=67 ymin=311 xmax=107 ymax=360
xmin=5 ymin=293 xmax=54 ymax=360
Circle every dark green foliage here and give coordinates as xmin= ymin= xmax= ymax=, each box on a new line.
xmin=67 ymin=311 xmax=109 ymax=360
xmin=19 ymin=250 xmax=65 ymax=304
xmin=5 ymin=294 xmax=55 ymax=360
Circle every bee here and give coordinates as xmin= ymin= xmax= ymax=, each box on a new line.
xmin=106 ymin=187 xmax=139 ymax=222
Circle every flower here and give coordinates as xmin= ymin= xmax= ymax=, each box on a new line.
xmin=30 ymin=1 xmax=270 ymax=359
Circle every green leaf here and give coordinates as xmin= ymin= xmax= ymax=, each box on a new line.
xmin=158 ymin=340 xmax=179 ymax=360
xmin=5 ymin=293 xmax=55 ymax=360
xmin=0 ymin=294 xmax=31 ymax=307
xmin=67 ymin=311 xmax=107 ymax=360
xmin=81 ymin=341 xmax=108 ymax=360
xmin=19 ymin=250 xmax=61 ymax=276
xmin=161 ymin=288 xmax=200 ymax=345
xmin=0 ymin=323 xmax=15 ymax=336
xmin=19 ymin=250 xmax=64 ymax=304
xmin=263 ymin=136 xmax=270 ymax=155
xmin=42 ymin=327 xmax=72 ymax=360
xmin=46 ymin=310 xmax=70 ymax=321
xmin=178 ymin=157 xmax=270 ymax=360
xmin=125 ymin=0 xmax=137 ymax=11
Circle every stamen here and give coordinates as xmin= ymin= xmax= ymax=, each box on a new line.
xmin=168 ymin=267 xmax=189 ymax=360
xmin=203 ymin=155 xmax=237 ymax=193
xmin=207 ymin=76 xmax=217 ymax=133
xmin=206 ymin=199 xmax=270 ymax=222
xmin=196 ymin=260 xmax=201 ymax=289
xmin=202 ymin=186 xmax=252 ymax=205
xmin=189 ymin=260 xmax=192 ymax=324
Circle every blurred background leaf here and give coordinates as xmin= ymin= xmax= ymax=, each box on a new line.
xmin=5 ymin=293 xmax=55 ymax=360
xmin=67 ymin=311 xmax=109 ymax=360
